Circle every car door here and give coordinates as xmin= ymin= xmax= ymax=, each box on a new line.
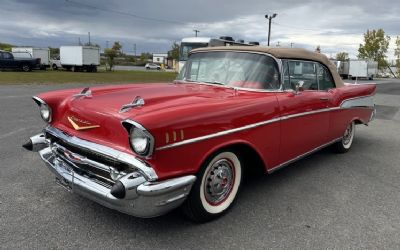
xmin=0 ymin=52 xmax=5 ymax=69
xmin=276 ymin=60 xmax=334 ymax=164
xmin=1 ymin=52 xmax=15 ymax=69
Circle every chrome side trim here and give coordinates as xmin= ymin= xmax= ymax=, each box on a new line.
xmin=156 ymin=108 xmax=337 ymax=150
xmin=157 ymin=117 xmax=282 ymax=150
xmin=45 ymin=126 xmax=158 ymax=181
xmin=280 ymin=107 xmax=340 ymax=121
xmin=267 ymin=137 xmax=342 ymax=174
xmin=157 ymin=95 xmax=374 ymax=151
xmin=340 ymin=95 xmax=374 ymax=108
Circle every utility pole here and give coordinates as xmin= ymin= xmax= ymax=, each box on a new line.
xmin=265 ymin=13 xmax=278 ymax=46
xmin=290 ymin=42 xmax=294 ymax=48
xmin=193 ymin=29 xmax=200 ymax=37
xmin=88 ymin=32 xmax=91 ymax=46
xmin=134 ymin=44 xmax=136 ymax=56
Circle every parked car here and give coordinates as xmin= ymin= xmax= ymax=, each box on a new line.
xmin=11 ymin=47 xmax=50 ymax=70
xmin=145 ymin=63 xmax=161 ymax=70
xmin=0 ymin=50 xmax=41 ymax=72
xmin=23 ymin=47 xmax=376 ymax=222
xmin=12 ymin=51 xmax=33 ymax=59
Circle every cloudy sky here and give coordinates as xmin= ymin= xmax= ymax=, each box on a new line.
xmin=1 ymin=0 xmax=399 ymax=58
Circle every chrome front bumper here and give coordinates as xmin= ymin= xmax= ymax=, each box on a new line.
xmin=26 ymin=127 xmax=196 ymax=218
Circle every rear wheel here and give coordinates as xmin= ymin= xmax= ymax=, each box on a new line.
xmin=333 ymin=121 xmax=355 ymax=153
xmin=183 ymin=151 xmax=242 ymax=222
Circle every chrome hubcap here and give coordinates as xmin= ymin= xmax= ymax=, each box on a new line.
xmin=204 ymin=159 xmax=235 ymax=205
xmin=343 ymin=123 xmax=353 ymax=145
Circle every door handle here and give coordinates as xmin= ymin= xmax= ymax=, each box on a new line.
xmin=320 ymin=97 xmax=331 ymax=101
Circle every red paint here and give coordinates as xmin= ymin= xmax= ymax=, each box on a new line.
xmin=37 ymin=82 xmax=376 ymax=180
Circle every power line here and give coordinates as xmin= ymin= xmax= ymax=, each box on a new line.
xmin=64 ymin=0 xmax=185 ymax=25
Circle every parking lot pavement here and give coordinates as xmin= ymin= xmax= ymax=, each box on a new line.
xmin=0 ymin=80 xmax=400 ymax=249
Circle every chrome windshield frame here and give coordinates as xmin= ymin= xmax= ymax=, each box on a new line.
xmin=179 ymin=50 xmax=284 ymax=93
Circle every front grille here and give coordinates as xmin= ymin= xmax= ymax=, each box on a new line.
xmin=45 ymin=131 xmax=133 ymax=187
xmin=46 ymin=132 xmax=131 ymax=172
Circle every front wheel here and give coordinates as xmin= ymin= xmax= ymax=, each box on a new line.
xmin=333 ymin=121 xmax=355 ymax=153
xmin=183 ymin=151 xmax=242 ymax=222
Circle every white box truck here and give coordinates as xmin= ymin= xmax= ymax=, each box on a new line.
xmin=11 ymin=47 xmax=50 ymax=70
xmin=336 ymin=60 xmax=377 ymax=80
xmin=60 ymin=46 xmax=100 ymax=72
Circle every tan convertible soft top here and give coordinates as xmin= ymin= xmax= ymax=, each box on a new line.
xmin=191 ymin=46 xmax=344 ymax=88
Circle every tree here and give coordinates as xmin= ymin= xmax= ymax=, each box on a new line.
xmin=169 ymin=42 xmax=180 ymax=60
xmin=0 ymin=43 xmax=13 ymax=51
xmin=140 ymin=52 xmax=152 ymax=62
xmin=315 ymin=45 xmax=321 ymax=53
xmin=395 ymin=36 xmax=400 ymax=77
xmin=49 ymin=47 xmax=60 ymax=59
xmin=104 ymin=41 xmax=122 ymax=71
xmin=336 ymin=52 xmax=349 ymax=61
xmin=358 ymin=29 xmax=390 ymax=70
xmin=84 ymin=42 xmax=100 ymax=48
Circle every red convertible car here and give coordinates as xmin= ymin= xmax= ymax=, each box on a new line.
xmin=23 ymin=46 xmax=376 ymax=222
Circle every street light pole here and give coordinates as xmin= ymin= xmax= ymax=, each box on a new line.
xmin=265 ymin=13 xmax=277 ymax=46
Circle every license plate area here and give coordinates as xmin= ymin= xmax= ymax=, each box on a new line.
xmin=54 ymin=157 xmax=74 ymax=192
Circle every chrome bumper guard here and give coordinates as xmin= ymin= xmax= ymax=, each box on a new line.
xmin=29 ymin=127 xmax=196 ymax=218
xmin=369 ymin=105 xmax=377 ymax=122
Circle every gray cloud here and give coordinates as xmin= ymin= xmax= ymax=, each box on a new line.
xmin=1 ymin=0 xmax=399 ymax=57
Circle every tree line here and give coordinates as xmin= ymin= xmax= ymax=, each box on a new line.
xmin=335 ymin=29 xmax=400 ymax=76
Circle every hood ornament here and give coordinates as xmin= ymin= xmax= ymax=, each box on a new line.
xmin=119 ymin=96 xmax=145 ymax=113
xmin=73 ymin=87 xmax=92 ymax=98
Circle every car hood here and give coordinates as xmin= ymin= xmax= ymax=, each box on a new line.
xmin=48 ymin=82 xmax=245 ymax=151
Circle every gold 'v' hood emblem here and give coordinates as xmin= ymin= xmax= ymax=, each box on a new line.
xmin=67 ymin=116 xmax=100 ymax=131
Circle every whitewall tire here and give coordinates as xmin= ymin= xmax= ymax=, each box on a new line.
xmin=183 ymin=151 xmax=242 ymax=222
xmin=334 ymin=121 xmax=355 ymax=153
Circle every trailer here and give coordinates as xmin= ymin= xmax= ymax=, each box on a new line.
xmin=367 ymin=61 xmax=378 ymax=80
xmin=60 ymin=46 xmax=100 ymax=72
xmin=11 ymin=47 xmax=50 ymax=70
xmin=336 ymin=60 xmax=377 ymax=80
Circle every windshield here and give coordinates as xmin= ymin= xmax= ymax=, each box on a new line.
xmin=177 ymin=51 xmax=281 ymax=90
xmin=179 ymin=43 xmax=208 ymax=61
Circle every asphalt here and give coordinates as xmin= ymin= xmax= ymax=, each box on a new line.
xmin=0 ymin=79 xmax=400 ymax=249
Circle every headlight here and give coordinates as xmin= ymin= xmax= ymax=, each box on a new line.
xmin=129 ymin=127 xmax=152 ymax=155
xmin=39 ymin=104 xmax=52 ymax=122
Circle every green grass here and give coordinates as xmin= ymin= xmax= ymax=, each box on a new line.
xmin=0 ymin=70 xmax=178 ymax=85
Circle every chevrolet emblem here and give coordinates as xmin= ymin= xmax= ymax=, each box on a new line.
xmin=67 ymin=116 xmax=100 ymax=131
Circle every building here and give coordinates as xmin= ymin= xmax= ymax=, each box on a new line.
xmin=152 ymin=53 xmax=168 ymax=65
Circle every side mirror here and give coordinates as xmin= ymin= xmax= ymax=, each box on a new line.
xmin=294 ymin=81 xmax=304 ymax=95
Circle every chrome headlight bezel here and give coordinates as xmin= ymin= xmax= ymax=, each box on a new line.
xmin=123 ymin=120 xmax=155 ymax=158
xmin=33 ymin=96 xmax=52 ymax=123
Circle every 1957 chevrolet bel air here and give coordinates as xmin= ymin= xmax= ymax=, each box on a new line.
xmin=23 ymin=46 xmax=376 ymax=222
